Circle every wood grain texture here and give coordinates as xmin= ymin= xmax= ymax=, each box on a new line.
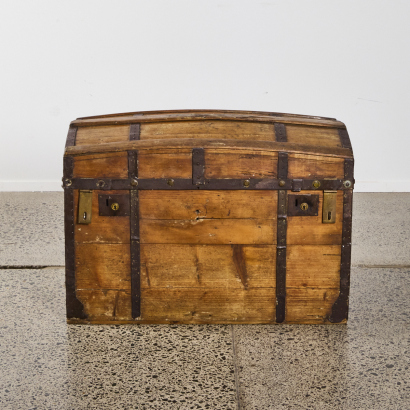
xmin=75 ymin=244 xmax=131 ymax=290
xmin=138 ymin=151 xmax=192 ymax=178
xmin=140 ymin=288 xmax=276 ymax=323
xmin=287 ymin=190 xmax=343 ymax=245
xmin=205 ymin=150 xmax=277 ymax=179
xmin=140 ymin=244 xmax=275 ymax=289
xmin=285 ymin=288 xmax=340 ymax=324
xmin=76 ymin=290 xmax=132 ymax=321
xmin=286 ymin=245 xmax=341 ymax=288
xmin=74 ymin=190 xmax=130 ymax=244
xmin=140 ymin=219 xmax=276 ymax=245
xmin=139 ymin=190 xmax=276 ymax=220
xmin=288 ymin=153 xmax=344 ymax=179
xmin=140 ymin=121 xmax=275 ymax=141
xmin=75 ymin=125 xmax=130 ymax=146
xmin=73 ymin=152 xmax=128 ymax=178
xmin=286 ymin=126 xmax=342 ymax=148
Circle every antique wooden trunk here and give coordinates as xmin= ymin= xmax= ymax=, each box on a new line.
xmin=63 ymin=109 xmax=354 ymax=324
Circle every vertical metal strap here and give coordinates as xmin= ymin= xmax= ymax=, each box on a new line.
xmin=330 ymin=158 xmax=354 ymax=322
xmin=65 ymin=126 xmax=77 ymax=147
xmin=338 ymin=128 xmax=352 ymax=149
xmin=129 ymin=123 xmax=141 ymax=141
xmin=64 ymin=156 xmax=86 ymax=319
xmin=192 ymin=148 xmax=205 ymax=185
xmin=274 ymin=123 xmax=287 ymax=142
xmin=128 ymin=150 xmax=140 ymax=318
xmin=276 ymin=152 xmax=288 ymax=323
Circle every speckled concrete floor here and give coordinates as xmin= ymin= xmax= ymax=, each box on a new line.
xmin=0 ymin=192 xmax=409 ymax=409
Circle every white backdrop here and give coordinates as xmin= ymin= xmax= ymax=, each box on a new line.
xmin=0 ymin=0 xmax=409 ymax=192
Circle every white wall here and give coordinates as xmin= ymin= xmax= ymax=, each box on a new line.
xmin=0 ymin=0 xmax=409 ymax=192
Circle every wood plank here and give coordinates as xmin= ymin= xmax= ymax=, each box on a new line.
xmin=140 ymin=244 xmax=275 ymax=289
xmin=286 ymin=245 xmax=341 ymax=288
xmin=288 ymin=153 xmax=344 ymax=179
xmin=287 ymin=190 xmax=343 ymax=245
xmin=286 ymin=125 xmax=342 ymax=148
xmin=76 ymin=290 xmax=132 ymax=321
xmin=140 ymin=288 xmax=276 ymax=323
xmin=73 ymin=152 xmax=128 ymax=178
xmin=75 ymin=244 xmax=130 ymax=290
xmin=75 ymin=125 xmax=130 ymax=146
xmin=138 ymin=151 xmax=192 ymax=178
xmin=139 ymin=190 xmax=276 ymax=220
xmin=205 ymin=151 xmax=277 ymax=178
xmin=140 ymin=219 xmax=276 ymax=245
xmin=140 ymin=121 xmax=275 ymax=140
xmin=285 ymin=288 xmax=340 ymax=324
xmin=66 ymin=139 xmax=354 ymax=159
xmin=74 ymin=190 xmax=130 ymax=244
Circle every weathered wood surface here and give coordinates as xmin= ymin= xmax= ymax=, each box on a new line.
xmin=288 ymin=154 xmax=344 ymax=179
xmin=286 ymin=125 xmax=342 ymax=148
xmin=140 ymin=121 xmax=275 ymax=141
xmin=73 ymin=152 xmax=128 ymax=178
xmin=139 ymin=151 xmax=192 ymax=178
xmin=75 ymin=125 xmax=130 ymax=146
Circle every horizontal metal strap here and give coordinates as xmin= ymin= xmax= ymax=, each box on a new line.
xmin=62 ymin=177 xmax=352 ymax=191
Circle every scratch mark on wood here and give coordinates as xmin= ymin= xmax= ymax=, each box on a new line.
xmin=232 ymin=245 xmax=248 ymax=289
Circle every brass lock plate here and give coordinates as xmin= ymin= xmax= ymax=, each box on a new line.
xmin=98 ymin=194 xmax=130 ymax=216
xmin=287 ymin=194 xmax=319 ymax=216
xmin=323 ymin=191 xmax=337 ymax=223
xmin=78 ymin=190 xmax=92 ymax=224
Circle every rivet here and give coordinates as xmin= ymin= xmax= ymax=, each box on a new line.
xmin=167 ymin=179 xmax=174 ymax=186
xmin=64 ymin=178 xmax=72 ymax=187
xmin=243 ymin=180 xmax=250 ymax=187
xmin=279 ymin=180 xmax=286 ymax=187
xmin=312 ymin=180 xmax=321 ymax=189
xmin=96 ymin=180 xmax=105 ymax=188
xmin=343 ymin=180 xmax=352 ymax=188
xmin=130 ymin=178 xmax=138 ymax=187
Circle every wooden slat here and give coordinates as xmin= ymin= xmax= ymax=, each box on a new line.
xmin=75 ymin=244 xmax=131 ymax=290
xmin=140 ymin=244 xmax=275 ymax=289
xmin=75 ymin=125 xmax=130 ymax=146
xmin=205 ymin=150 xmax=277 ymax=179
xmin=76 ymin=290 xmax=132 ymax=321
xmin=139 ymin=190 xmax=276 ymax=220
xmin=73 ymin=152 xmax=128 ymax=178
xmin=74 ymin=190 xmax=130 ymax=244
xmin=285 ymin=288 xmax=340 ymax=324
xmin=286 ymin=245 xmax=341 ymax=288
xmin=286 ymin=126 xmax=342 ymax=148
xmin=141 ymin=288 xmax=276 ymax=323
xmin=140 ymin=121 xmax=275 ymax=141
xmin=66 ymin=139 xmax=354 ymax=159
xmin=288 ymin=153 xmax=344 ymax=179
xmin=287 ymin=190 xmax=343 ymax=245
xmin=138 ymin=151 xmax=192 ymax=178
xmin=140 ymin=219 xmax=276 ymax=245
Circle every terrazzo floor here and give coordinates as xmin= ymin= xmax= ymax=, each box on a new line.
xmin=0 ymin=192 xmax=409 ymax=409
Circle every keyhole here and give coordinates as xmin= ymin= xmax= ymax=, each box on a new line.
xmin=300 ymin=203 xmax=309 ymax=211
xmin=83 ymin=212 xmax=87 ymax=220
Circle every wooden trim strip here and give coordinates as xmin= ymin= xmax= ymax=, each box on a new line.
xmin=65 ymin=139 xmax=354 ymax=159
xmin=71 ymin=113 xmax=345 ymax=128
xmin=338 ymin=128 xmax=352 ymax=149
xmin=192 ymin=148 xmax=205 ymax=185
xmin=65 ymin=126 xmax=77 ymax=148
xmin=129 ymin=150 xmax=141 ymax=318
xmin=330 ymin=158 xmax=354 ymax=322
xmin=274 ymin=123 xmax=287 ymax=142
xmin=63 ymin=156 xmax=86 ymax=320
xmin=64 ymin=177 xmax=349 ymax=191
xmin=276 ymin=152 xmax=288 ymax=323
xmin=129 ymin=123 xmax=141 ymax=141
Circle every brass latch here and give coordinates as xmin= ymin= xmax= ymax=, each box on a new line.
xmin=78 ymin=190 xmax=92 ymax=224
xmin=323 ymin=191 xmax=337 ymax=224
